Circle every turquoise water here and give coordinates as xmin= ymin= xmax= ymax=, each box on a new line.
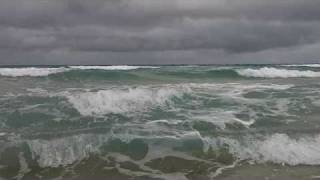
xmin=1 ymin=65 xmax=320 ymax=179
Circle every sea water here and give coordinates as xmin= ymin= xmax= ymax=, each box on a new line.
xmin=0 ymin=65 xmax=320 ymax=179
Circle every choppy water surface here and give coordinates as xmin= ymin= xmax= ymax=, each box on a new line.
xmin=1 ymin=65 xmax=320 ymax=180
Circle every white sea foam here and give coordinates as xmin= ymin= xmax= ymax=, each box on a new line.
xmin=236 ymin=67 xmax=320 ymax=78
xmin=0 ymin=65 xmax=158 ymax=77
xmin=223 ymin=134 xmax=320 ymax=165
xmin=188 ymin=83 xmax=293 ymax=92
xmin=27 ymin=134 xmax=109 ymax=167
xmin=69 ymin=65 xmax=159 ymax=70
xmin=191 ymin=110 xmax=255 ymax=129
xmin=0 ymin=67 xmax=69 ymax=77
xmin=26 ymin=131 xmax=202 ymax=169
xmin=282 ymin=64 xmax=320 ymax=68
xmin=80 ymin=83 xmax=292 ymax=129
xmin=17 ymin=152 xmax=30 ymax=179
xmin=66 ymin=87 xmax=183 ymax=116
xmin=26 ymin=132 xmax=320 ymax=168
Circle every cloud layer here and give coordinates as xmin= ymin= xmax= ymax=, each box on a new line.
xmin=1 ymin=0 xmax=320 ymax=64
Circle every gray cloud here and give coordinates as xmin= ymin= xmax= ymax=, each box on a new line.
xmin=0 ymin=0 xmax=320 ymax=64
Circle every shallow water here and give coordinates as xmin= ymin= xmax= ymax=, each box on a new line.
xmin=1 ymin=65 xmax=320 ymax=179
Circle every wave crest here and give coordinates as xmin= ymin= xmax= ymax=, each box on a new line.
xmin=2 ymin=66 xmax=320 ymax=79
xmin=0 ymin=66 xmax=158 ymax=77
xmin=66 ymin=87 xmax=184 ymax=116
xmin=0 ymin=67 xmax=69 ymax=77
xmin=222 ymin=134 xmax=320 ymax=165
xmin=69 ymin=65 xmax=159 ymax=70
xmin=236 ymin=67 xmax=320 ymax=78
xmin=281 ymin=64 xmax=320 ymax=68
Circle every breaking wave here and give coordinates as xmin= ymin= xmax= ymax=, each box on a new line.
xmin=222 ymin=133 xmax=320 ymax=165
xmin=69 ymin=65 xmax=159 ymax=70
xmin=27 ymin=132 xmax=320 ymax=168
xmin=0 ymin=66 xmax=158 ymax=77
xmin=2 ymin=66 xmax=320 ymax=79
xmin=281 ymin=64 xmax=320 ymax=68
xmin=0 ymin=67 xmax=69 ymax=77
xmin=27 ymin=134 xmax=109 ymax=167
xmin=65 ymin=87 xmax=185 ymax=116
xmin=236 ymin=67 xmax=320 ymax=78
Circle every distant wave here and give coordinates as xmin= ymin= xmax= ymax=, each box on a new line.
xmin=281 ymin=64 xmax=320 ymax=68
xmin=0 ymin=66 xmax=158 ymax=77
xmin=236 ymin=67 xmax=320 ymax=78
xmin=0 ymin=67 xmax=69 ymax=77
xmin=2 ymin=66 xmax=320 ymax=78
xmin=69 ymin=65 xmax=159 ymax=70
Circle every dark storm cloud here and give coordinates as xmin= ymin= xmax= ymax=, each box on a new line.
xmin=46 ymin=21 xmax=317 ymax=53
xmin=0 ymin=0 xmax=320 ymax=64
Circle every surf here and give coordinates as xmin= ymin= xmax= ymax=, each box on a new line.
xmin=1 ymin=66 xmax=320 ymax=80
xmin=236 ymin=67 xmax=320 ymax=78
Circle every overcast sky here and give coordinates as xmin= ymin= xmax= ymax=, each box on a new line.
xmin=1 ymin=0 xmax=320 ymax=65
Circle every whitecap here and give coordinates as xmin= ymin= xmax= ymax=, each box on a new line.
xmin=281 ymin=64 xmax=320 ymax=68
xmin=236 ymin=67 xmax=320 ymax=78
xmin=65 ymin=87 xmax=183 ymax=116
xmin=0 ymin=67 xmax=69 ymax=77
xmin=69 ymin=65 xmax=159 ymax=70
xmin=222 ymin=133 xmax=320 ymax=165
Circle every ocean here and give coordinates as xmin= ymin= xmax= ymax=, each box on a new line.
xmin=0 ymin=64 xmax=320 ymax=179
